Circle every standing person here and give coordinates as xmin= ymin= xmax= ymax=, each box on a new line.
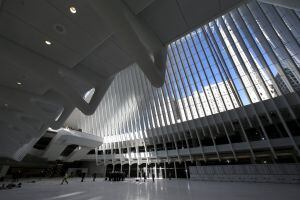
xmin=122 ymin=172 xmax=125 ymax=181
xmin=81 ymin=172 xmax=86 ymax=182
xmin=112 ymin=172 xmax=115 ymax=181
xmin=152 ymin=172 xmax=155 ymax=182
xmin=143 ymin=172 xmax=147 ymax=182
xmin=61 ymin=173 xmax=69 ymax=185
xmin=17 ymin=170 xmax=22 ymax=181
xmin=14 ymin=170 xmax=21 ymax=182
xmin=108 ymin=172 xmax=111 ymax=181
xmin=12 ymin=172 xmax=17 ymax=182
xmin=92 ymin=173 xmax=97 ymax=182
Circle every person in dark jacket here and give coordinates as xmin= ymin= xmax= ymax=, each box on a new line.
xmin=143 ymin=172 xmax=147 ymax=182
xmin=61 ymin=173 xmax=69 ymax=185
xmin=152 ymin=172 xmax=155 ymax=182
xmin=81 ymin=172 xmax=86 ymax=182
xmin=92 ymin=173 xmax=97 ymax=182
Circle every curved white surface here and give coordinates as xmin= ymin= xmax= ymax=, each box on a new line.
xmin=0 ymin=0 xmax=165 ymax=160
xmin=0 ymin=0 xmax=249 ymax=161
xmin=42 ymin=129 xmax=102 ymax=161
xmin=259 ymin=0 xmax=300 ymax=10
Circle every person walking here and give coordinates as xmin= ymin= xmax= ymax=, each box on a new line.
xmin=143 ymin=172 xmax=147 ymax=182
xmin=61 ymin=173 xmax=69 ymax=185
xmin=92 ymin=173 xmax=97 ymax=182
xmin=152 ymin=172 xmax=155 ymax=182
xmin=81 ymin=172 xmax=86 ymax=182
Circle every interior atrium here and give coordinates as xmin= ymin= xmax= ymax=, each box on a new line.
xmin=0 ymin=0 xmax=300 ymax=199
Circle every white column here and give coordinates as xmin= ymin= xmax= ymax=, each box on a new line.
xmin=104 ymin=164 xmax=107 ymax=177
xmin=0 ymin=165 xmax=9 ymax=177
xmin=154 ymin=163 xmax=157 ymax=179
xmin=184 ymin=161 xmax=188 ymax=179
xmin=128 ymin=164 xmax=131 ymax=178
xmin=174 ymin=162 xmax=177 ymax=179
xmin=164 ymin=162 xmax=167 ymax=179
xmin=146 ymin=161 xmax=148 ymax=178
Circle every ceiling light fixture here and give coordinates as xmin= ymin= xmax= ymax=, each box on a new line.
xmin=45 ymin=40 xmax=52 ymax=45
xmin=69 ymin=6 xmax=77 ymax=14
xmin=4 ymin=104 xmax=8 ymax=107
xmin=16 ymin=82 xmax=23 ymax=85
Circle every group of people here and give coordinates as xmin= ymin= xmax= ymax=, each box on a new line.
xmin=60 ymin=170 xmax=156 ymax=185
xmin=105 ymin=171 xmax=126 ymax=181
xmin=0 ymin=182 xmax=22 ymax=190
xmin=61 ymin=172 xmax=97 ymax=185
xmin=0 ymin=170 xmax=23 ymax=190
xmin=139 ymin=171 xmax=155 ymax=182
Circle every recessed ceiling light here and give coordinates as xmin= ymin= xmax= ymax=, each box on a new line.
xmin=69 ymin=6 xmax=77 ymax=14
xmin=45 ymin=40 xmax=52 ymax=45
xmin=16 ymin=82 xmax=23 ymax=85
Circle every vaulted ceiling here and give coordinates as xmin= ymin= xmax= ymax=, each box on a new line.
xmin=0 ymin=0 xmax=247 ymax=160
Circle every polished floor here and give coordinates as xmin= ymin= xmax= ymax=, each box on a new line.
xmin=0 ymin=178 xmax=299 ymax=200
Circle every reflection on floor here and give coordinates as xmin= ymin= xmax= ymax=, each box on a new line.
xmin=0 ymin=178 xmax=299 ymax=200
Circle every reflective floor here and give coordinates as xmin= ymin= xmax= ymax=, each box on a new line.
xmin=0 ymin=178 xmax=299 ymax=200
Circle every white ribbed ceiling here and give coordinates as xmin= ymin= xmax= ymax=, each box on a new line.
xmin=0 ymin=0 xmax=249 ymax=160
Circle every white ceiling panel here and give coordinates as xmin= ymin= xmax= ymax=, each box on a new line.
xmin=139 ymin=0 xmax=188 ymax=43
xmin=122 ymin=0 xmax=155 ymax=14
xmin=0 ymin=0 xmax=249 ymax=161
xmin=139 ymin=0 xmax=247 ymax=43
xmin=178 ymin=0 xmax=221 ymax=28
xmin=47 ymin=0 xmax=112 ymax=41
xmin=0 ymin=11 xmax=80 ymax=67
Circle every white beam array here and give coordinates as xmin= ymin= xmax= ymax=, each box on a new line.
xmin=65 ymin=1 xmax=300 ymax=164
